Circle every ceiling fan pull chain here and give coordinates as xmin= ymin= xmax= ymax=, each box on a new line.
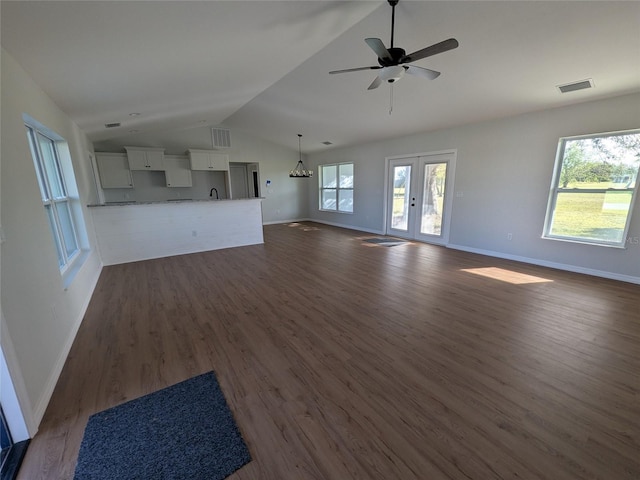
xmin=389 ymin=84 xmax=394 ymax=115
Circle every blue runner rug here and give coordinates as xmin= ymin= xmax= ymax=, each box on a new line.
xmin=74 ymin=372 xmax=251 ymax=480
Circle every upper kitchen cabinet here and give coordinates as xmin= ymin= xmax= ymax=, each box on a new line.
xmin=125 ymin=146 xmax=165 ymax=170
xmin=164 ymin=156 xmax=193 ymax=187
xmin=95 ymin=153 xmax=133 ymax=188
xmin=189 ymin=149 xmax=229 ymax=171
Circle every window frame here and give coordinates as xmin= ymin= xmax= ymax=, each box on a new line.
xmin=543 ymin=129 xmax=640 ymax=248
xmin=25 ymin=123 xmax=81 ymax=272
xmin=319 ymin=162 xmax=354 ymax=213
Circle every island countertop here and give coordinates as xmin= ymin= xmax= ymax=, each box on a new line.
xmin=87 ymin=198 xmax=263 ymax=207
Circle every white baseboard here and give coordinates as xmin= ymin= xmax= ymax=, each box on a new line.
xmin=305 ymin=219 xmax=385 ymax=235
xmin=262 ymin=218 xmax=308 ymax=226
xmin=447 ymin=243 xmax=640 ymax=285
xmin=32 ymin=257 xmax=104 ymax=427
xmin=263 ymin=218 xmax=384 ymax=236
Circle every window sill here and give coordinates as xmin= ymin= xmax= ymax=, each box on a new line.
xmin=541 ymin=235 xmax=626 ymax=249
xmin=318 ymin=209 xmax=354 ymax=214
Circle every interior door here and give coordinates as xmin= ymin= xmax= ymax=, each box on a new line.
xmin=386 ymin=152 xmax=455 ymax=244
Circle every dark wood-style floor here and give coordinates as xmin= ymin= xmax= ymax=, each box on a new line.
xmin=17 ymin=222 xmax=640 ymax=479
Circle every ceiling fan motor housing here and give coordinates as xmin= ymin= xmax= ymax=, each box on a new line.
xmin=378 ymin=47 xmax=406 ymax=67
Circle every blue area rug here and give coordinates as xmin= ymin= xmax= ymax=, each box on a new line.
xmin=74 ymin=372 xmax=251 ymax=480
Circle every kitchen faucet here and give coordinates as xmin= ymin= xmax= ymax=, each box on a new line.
xmin=209 ymin=187 xmax=219 ymax=199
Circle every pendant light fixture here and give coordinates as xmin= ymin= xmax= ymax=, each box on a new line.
xmin=289 ymin=134 xmax=313 ymax=178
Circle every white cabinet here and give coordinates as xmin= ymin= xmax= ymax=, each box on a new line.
xmin=188 ymin=149 xmax=229 ymax=171
xmin=95 ymin=153 xmax=133 ymax=188
xmin=125 ymin=146 xmax=165 ymax=171
xmin=164 ymin=157 xmax=193 ymax=187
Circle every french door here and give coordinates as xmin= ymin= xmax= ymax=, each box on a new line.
xmin=386 ymin=152 xmax=455 ymax=244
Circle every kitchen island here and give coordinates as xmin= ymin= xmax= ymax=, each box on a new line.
xmin=89 ymin=198 xmax=263 ymax=265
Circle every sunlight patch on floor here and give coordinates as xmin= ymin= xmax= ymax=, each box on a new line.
xmin=287 ymin=222 xmax=320 ymax=231
xmin=461 ymin=267 xmax=553 ymax=284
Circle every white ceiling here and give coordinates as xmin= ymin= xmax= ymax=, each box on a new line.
xmin=2 ymin=1 xmax=639 ymax=153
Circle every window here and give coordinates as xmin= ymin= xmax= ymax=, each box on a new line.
xmin=319 ymin=163 xmax=354 ymax=213
xmin=543 ymin=130 xmax=640 ymax=247
xmin=25 ymin=121 xmax=84 ymax=271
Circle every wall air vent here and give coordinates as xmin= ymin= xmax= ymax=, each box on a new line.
xmin=105 ymin=122 xmax=121 ymax=128
xmin=211 ymin=128 xmax=231 ymax=148
xmin=557 ymin=79 xmax=594 ymax=94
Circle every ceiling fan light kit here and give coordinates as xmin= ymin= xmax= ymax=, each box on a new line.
xmin=330 ymin=0 xmax=458 ymax=91
xmin=379 ymin=65 xmax=405 ymax=84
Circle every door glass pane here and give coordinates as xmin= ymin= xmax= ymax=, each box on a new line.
xmin=420 ymin=163 xmax=447 ymax=236
xmin=392 ymin=165 xmax=411 ymax=231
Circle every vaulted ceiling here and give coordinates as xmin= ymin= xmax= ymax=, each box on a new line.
xmin=2 ymin=1 xmax=639 ymax=153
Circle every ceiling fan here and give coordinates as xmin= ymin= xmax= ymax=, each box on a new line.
xmin=330 ymin=0 xmax=459 ymax=90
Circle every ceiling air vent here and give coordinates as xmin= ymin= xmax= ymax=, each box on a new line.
xmin=105 ymin=122 xmax=121 ymax=128
xmin=211 ymin=128 xmax=231 ymax=148
xmin=557 ymin=79 xmax=594 ymax=94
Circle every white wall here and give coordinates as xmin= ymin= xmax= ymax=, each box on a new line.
xmin=308 ymin=92 xmax=640 ymax=282
xmin=93 ymin=127 xmax=308 ymax=223
xmin=1 ymin=49 xmax=103 ymax=433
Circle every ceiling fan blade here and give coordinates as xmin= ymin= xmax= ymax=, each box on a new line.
xmin=399 ymin=38 xmax=459 ymax=64
xmin=367 ymin=76 xmax=382 ymax=90
xmin=405 ymin=65 xmax=441 ymax=80
xmin=365 ymin=38 xmax=392 ymax=62
xmin=330 ymin=66 xmax=381 ymax=74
